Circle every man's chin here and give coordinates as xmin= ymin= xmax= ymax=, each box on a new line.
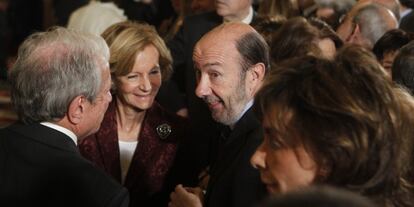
xmin=212 ymin=113 xmax=226 ymax=124
xmin=212 ymin=113 xmax=235 ymax=126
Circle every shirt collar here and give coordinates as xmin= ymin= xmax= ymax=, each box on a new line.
xmin=40 ymin=122 xmax=78 ymax=145
xmin=223 ymin=6 xmax=254 ymax=24
xmin=229 ymin=99 xmax=254 ymax=129
xmin=401 ymin=8 xmax=412 ymax=19
xmin=242 ymin=6 xmax=254 ymax=24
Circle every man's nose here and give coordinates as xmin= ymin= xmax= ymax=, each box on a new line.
xmin=195 ymin=75 xmax=211 ymax=98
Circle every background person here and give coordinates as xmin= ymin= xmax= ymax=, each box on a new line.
xmin=372 ymin=29 xmax=414 ymax=75
xmin=392 ymin=40 xmax=414 ymax=95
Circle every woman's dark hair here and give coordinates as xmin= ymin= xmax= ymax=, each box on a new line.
xmin=270 ymin=17 xmax=340 ymax=63
xmin=255 ymin=45 xmax=414 ymax=207
xmin=373 ymin=29 xmax=414 ymax=61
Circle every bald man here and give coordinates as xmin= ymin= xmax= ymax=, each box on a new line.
xmin=337 ymin=2 xmax=398 ymax=49
xmin=169 ymin=22 xmax=268 ymax=207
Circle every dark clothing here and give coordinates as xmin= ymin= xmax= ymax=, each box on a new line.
xmin=203 ymin=108 xmax=267 ymax=207
xmin=0 ymin=122 xmax=129 ymax=207
xmin=7 ymin=0 xmax=43 ymax=54
xmin=79 ymin=100 xmax=187 ymax=207
xmin=156 ymin=80 xmax=187 ymax=114
xmin=120 ymin=0 xmax=175 ymax=28
xmin=53 ymin=0 xmax=88 ymax=26
xmin=0 ymin=8 xmax=8 ymax=80
xmin=400 ymin=10 xmax=414 ymax=33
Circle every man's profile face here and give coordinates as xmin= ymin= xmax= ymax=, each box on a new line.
xmin=336 ymin=13 xmax=354 ymax=42
xmin=193 ymin=37 xmax=251 ymax=126
xmin=336 ymin=1 xmax=370 ymax=43
xmin=215 ymin=0 xmax=251 ymax=20
xmin=81 ymin=59 xmax=112 ymax=138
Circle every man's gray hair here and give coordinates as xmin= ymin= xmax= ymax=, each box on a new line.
xmin=353 ymin=3 xmax=397 ymax=48
xmin=9 ymin=27 xmax=109 ymax=124
xmin=235 ymin=31 xmax=270 ymax=74
xmin=315 ymin=0 xmax=356 ymax=12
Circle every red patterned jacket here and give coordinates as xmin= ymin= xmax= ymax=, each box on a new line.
xmin=79 ymin=99 xmax=187 ymax=206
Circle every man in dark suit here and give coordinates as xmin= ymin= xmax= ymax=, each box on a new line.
xmin=0 ymin=27 xmax=129 ymax=207
xmin=399 ymin=0 xmax=414 ymax=32
xmin=166 ymin=0 xmax=257 ymax=187
xmin=169 ymin=22 xmax=268 ymax=207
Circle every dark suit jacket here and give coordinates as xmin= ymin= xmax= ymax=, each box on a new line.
xmin=0 ymin=122 xmax=129 ymax=207
xmin=79 ymin=100 xmax=187 ymax=207
xmin=204 ymin=108 xmax=267 ymax=207
xmin=400 ymin=10 xmax=414 ymax=33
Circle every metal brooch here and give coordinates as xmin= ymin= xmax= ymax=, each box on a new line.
xmin=156 ymin=123 xmax=171 ymax=139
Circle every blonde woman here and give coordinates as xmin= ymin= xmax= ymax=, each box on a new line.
xmin=79 ymin=21 xmax=188 ymax=207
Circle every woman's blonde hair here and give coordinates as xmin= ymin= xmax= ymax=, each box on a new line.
xmin=101 ymin=21 xmax=173 ymax=81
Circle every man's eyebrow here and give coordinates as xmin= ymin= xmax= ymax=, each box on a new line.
xmin=194 ymin=62 xmax=221 ymax=70
xmin=202 ymin=62 xmax=221 ymax=68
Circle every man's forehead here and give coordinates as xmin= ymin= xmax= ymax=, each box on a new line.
xmin=201 ymin=22 xmax=254 ymax=43
xmin=193 ymin=46 xmax=225 ymax=67
xmin=193 ymin=39 xmax=238 ymax=66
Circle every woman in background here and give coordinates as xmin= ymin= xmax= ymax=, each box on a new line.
xmin=79 ymin=21 xmax=187 ymax=207
xmin=251 ymin=45 xmax=414 ymax=207
xmin=270 ymin=17 xmax=342 ymax=61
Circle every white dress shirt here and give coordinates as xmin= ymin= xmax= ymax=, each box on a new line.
xmin=40 ymin=122 xmax=78 ymax=145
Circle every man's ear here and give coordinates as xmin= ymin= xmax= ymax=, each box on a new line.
xmin=246 ymin=63 xmax=266 ymax=96
xmin=347 ymin=23 xmax=361 ymax=43
xmin=67 ymin=95 xmax=86 ymax=125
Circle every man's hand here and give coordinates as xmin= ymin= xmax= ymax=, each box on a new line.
xmin=169 ymin=184 xmax=204 ymax=207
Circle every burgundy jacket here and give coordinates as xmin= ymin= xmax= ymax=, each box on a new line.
xmin=79 ymin=100 xmax=187 ymax=206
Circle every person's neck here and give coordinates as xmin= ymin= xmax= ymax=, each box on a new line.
xmin=223 ymin=7 xmax=251 ymax=22
xmin=400 ymin=5 xmax=409 ymax=13
xmin=115 ymin=98 xmax=146 ymax=134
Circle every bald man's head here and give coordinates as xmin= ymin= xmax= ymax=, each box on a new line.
xmin=193 ymin=22 xmax=269 ymax=125
xmin=195 ymin=22 xmax=270 ymax=73
xmin=337 ymin=3 xmax=397 ymax=49
xmin=197 ymin=22 xmax=256 ymax=49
